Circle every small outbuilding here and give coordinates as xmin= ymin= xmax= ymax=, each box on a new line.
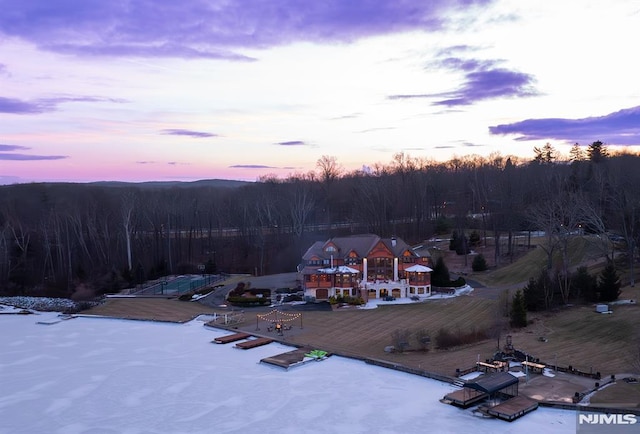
xmin=441 ymin=372 xmax=519 ymax=408
xmin=465 ymin=372 xmax=520 ymax=399
xmin=441 ymin=372 xmax=539 ymax=421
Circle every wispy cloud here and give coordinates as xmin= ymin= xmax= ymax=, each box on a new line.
xmin=0 ymin=1 xmax=494 ymax=59
xmin=0 ymin=144 xmax=30 ymax=152
xmin=0 ymin=95 xmax=126 ymax=115
xmin=136 ymin=160 xmax=190 ymax=165
xmin=0 ymin=97 xmax=50 ymax=114
xmin=0 ymin=144 xmax=68 ymax=160
xmin=161 ymin=129 xmax=218 ymax=138
xmin=489 ymin=106 xmax=640 ymax=145
xmin=275 ymin=140 xmax=307 ymax=146
xmin=389 ymin=56 xmax=538 ymax=106
xmin=229 ymin=164 xmax=278 ymax=169
xmin=357 ymin=127 xmax=396 ymax=133
xmin=47 ymin=43 xmax=256 ymax=61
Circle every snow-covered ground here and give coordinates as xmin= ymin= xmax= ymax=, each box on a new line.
xmin=359 ymin=285 xmax=474 ymax=310
xmin=1 ymin=307 xmax=577 ymax=434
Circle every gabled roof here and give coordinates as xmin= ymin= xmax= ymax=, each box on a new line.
xmin=301 ymin=234 xmax=418 ymax=261
xmin=405 ymin=264 xmax=433 ymax=273
xmin=464 ymin=372 xmax=519 ymax=394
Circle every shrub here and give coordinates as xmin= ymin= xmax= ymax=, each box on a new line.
xmin=450 ymin=277 xmax=466 ymax=287
xmin=414 ymin=328 xmax=431 ymax=351
xmin=472 ymin=254 xmax=488 ymax=272
xmin=391 ymin=329 xmax=411 ymax=353
xmin=227 ymin=296 xmax=270 ymax=307
xmin=344 ymin=295 xmax=364 ymax=305
xmin=435 ymin=326 xmax=489 ymax=349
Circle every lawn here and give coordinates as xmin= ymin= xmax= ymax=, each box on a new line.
xmin=471 ymin=234 xmax=613 ymax=287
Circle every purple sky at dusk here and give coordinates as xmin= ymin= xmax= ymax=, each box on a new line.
xmin=1 ymin=0 xmax=639 ymax=184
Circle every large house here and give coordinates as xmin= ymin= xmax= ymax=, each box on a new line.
xmin=300 ymin=234 xmax=432 ymax=301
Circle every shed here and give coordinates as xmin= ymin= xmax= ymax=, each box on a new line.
xmin=441 ymin=372 xmax=520 ymax=409
xmin=465 ymin=372 xmax=520 ymax=398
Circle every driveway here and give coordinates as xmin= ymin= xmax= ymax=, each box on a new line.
xmin=198 ymin=272 xmax=301 ymax=308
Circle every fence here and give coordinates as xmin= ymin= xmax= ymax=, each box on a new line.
xmin=128 ymin=274 xmax=225 ymax=296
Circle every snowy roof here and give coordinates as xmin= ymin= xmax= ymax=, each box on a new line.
xmin=404 ymin=264 xmax=433 ymax=273
xmin=317 ymin=265 xmax=360 ymax=274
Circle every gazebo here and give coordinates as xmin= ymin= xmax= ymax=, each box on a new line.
xmin=403 ymin=264 xmax=433 ymax=297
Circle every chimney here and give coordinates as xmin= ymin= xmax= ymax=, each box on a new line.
xmin=391 ymin=237 xmax=397 ymax=247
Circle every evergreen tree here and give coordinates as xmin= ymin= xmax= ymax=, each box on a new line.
xmin=510 ymin=289 xmax=527 ymax=328
xmin=523 ymin=277 xmax=542 ymax=311
xmin=569 ymin=143 xmax=585 ymax=162
xmin=449 ymin=230 xmax=470 ymax=255
xmin=468 ymin=230 xmax=481 ymax=248
xmin=523 ymin=269 xmax=554 ymax=311
xmin=431 ymin=256 xmax=450 ymax=287
xmin=571 ymin=266 xmax=597 ymax=302
xmin=587 ymin=140 xmax=609 ymax=163
xmin=533 ymin=143 xmax=557 ymax=164
xmin=598 ymin=261 xmax=621 ymax=302
xmin=449 ymin=230 xmax=459 ymax=251
xmin=472 ymin=253 xmax=488 ymax=272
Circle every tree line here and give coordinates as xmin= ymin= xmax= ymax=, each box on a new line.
xmin=1 ymin=141 xmax=639 ymax=300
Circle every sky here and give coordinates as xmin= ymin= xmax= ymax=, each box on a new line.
xmin=0 ymin=307 xmax=578 ymax=434
xmin=1 ymin=0 xmax=639 ymax=184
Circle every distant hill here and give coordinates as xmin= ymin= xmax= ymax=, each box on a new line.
xmin=87 ymin=179 xmax=251 ymax=189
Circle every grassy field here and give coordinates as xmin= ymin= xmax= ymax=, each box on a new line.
xmin=469 ymin=234 xmax=614 ymax=288
xmin=589 ymin=381 xmax=640 ymax=407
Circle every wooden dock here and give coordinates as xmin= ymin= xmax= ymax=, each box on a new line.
xmin=212 ymin=332 xmax=251 ymax=344
xmin=235 ymin=337 xmax=273 ymax=349
xmin=440 ymin=389 xmax=488 ymax=408
xmin=261 ymin=348 xmax=310 ymax=369
xmin=260 ymin=348 xmax=330 ymax=369
xmin=479 ymin=396 xmax=539 ymax=421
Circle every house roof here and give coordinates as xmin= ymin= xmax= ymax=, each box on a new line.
xmin=302 ymin=234 xmax=418 ymax=261
xmin=404 ymin=264 xmax=433 ymax=273
xmin=464 ymin=372 xmax=519 ymax=394
xmin=317 ymin=266 xmax=360 ymax=274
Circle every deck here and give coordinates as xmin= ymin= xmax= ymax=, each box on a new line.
xmin=440 ymin=389 xmax=487 ymax=408
xmin=261 ymin=348 xmax=311 ymax=369
xmin=479 ymin=396 xmax=539 ymax=421
xmin=260 ymin=348 xmax=330 ymax=369
xmin=235 ymin=337 xmax=274 ymax=349
xmin=212 ymin=332 xmax=251 ymax=344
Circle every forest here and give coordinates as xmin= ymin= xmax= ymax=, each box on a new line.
xmin=1 ymin=141 xmax=639 ymax=301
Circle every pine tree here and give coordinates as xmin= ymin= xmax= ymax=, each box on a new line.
xmin=472 ymin=254 xmax=488 ymax=272
xmin=569 ymin=143 xmax=585 ymax=162
xmin=587 ymin=140 xmax=609 ymax=163
xmin=598 ymin=261 xmax=621 ymax=302
xmin=431 ymin=256 xmax=450 ymax=287
xmin=449 ymin=230 xmax=459 ymax=251
xmin=468 ymin=230 xmax=481 ymax=248
xmin=571 ymin=266 xmax=597 ymax=302
xmin=510 ymin=289 xmax=528 ymax=328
